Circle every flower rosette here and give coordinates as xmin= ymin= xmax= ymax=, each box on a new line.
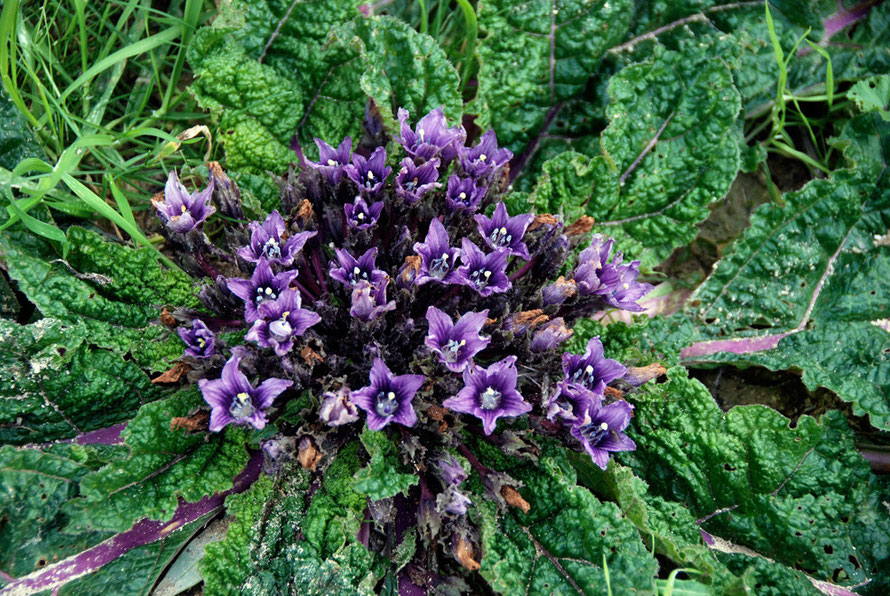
xmin=157 ymin=106 xmax=656 ymax=561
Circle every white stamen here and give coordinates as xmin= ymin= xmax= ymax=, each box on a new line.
xmin=327 ymin=159 xmax=337 ymax=166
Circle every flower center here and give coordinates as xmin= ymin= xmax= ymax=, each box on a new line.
xmin=489 ymin=226 xmax=512 ymax=247
xmin=255 ymin=285 xmax=277 ymax=304
xmin=469 ymin=268 xmax=492 ymax=288
xmin=269 ymin=312 xmax=292 ymax=340
xmin=443 ymin=338 xmax=466 ymax=361
xmin=418 ymin=128 xmax=425 ymax=142
xmin=403 ymin=177 xmax=419 ymax=191
xmin=375 ymin=390 xmax=399 ymax=417
xmin=197 ymin=337 xmax=206 ymax=348
xmin=327 ymin=158 xmax=337 ymax=166
xmin=351 ymin=266 xmax=370 ymax=285
xmin=571 ymin=364 xmax=597 ymax=389
xmin=430 ymin=253 xmax=451 ymax=278
xmin=579 ymin=420 xmax=610 ymax=445
xmin=229 ymin=392 xmax=256 ymax=420
xmin=479 ymin=387 xmax=501 ymax=410
xmin=479 ymin=153 xmax=487 ymax=162
xmin=364 ymin=170 xmax=376 ymax=188
xmin=262 ymin=238 xmax=282 ymax=259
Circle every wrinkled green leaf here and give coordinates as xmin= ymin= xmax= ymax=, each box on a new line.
xmin=849 ymin=74 xmax=890 ymax=121
xmin=353 ymin=428 xmax=418 ymax=501
xmin=0 ymin=87 xmax=43 ymax=170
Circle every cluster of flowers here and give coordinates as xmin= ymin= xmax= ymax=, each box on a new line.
xmin=154 ymin=106 xmax=653 ymax=548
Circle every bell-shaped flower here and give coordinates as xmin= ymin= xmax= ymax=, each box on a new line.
xmin=458 ymin=130 xmax=513 ymax=180
xmin=395 ymin=158 xmax=441 ymax=204
xmin=396 ymin=107 xmax=466 ymax=164
xmin=434 ymin=455 xmax=468 ymax=486
xmin=445 ymin=175 xmax=487 ymax=213
xmin=424 ymin=306 xmax=490 ymax=373
xmin=245 ymin=289 xmax=322 ymax=356
xmin=308 ymin=137 xmax=352 ymax=186
xmin=198 ymin=354 xmax=292 ymax=431
xmin=529 ymin=318 xmax=573 ymax=353
xmin=345 ymin=146 xmax=391 ymax=198
xmin=413 ymin=219 xmax=461 ymax=285
xmin=237 ymin=210 xmax=316 ymax=266
xmin=443 ymin=356 xmax=531 ymax=435
xmin=474 ymin=202 xmax=534 ymax=260
xmin=543 ymin=381 xmax=602 ymax=423
xmin=227 ymin=258 xmax=299 ymax=322
xmin=455 ymin=239 xmax=511 ymax=297
xmin=177 ymin=319 xmax=216 ymax=359
xmin=350 ymin=279 xmax=396 ymax=322
xmin=152 ymin=171 xmax=216 ymax=233
xmin=570 ymin=400 xmax=636 ymax=470
xmin=603 ymin=259 xmax=653 ymax=312
xmin=561 ymin=337 xmax=626 ymax=394
xmin=344 ymin=196 xmax=384 ymax=230
xmin=351 ymin=358 xmax=425 ymax=430
xmin=329 ymin=247 xmax=388 ymax=288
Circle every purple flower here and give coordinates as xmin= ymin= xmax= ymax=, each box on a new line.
xmin=308 ymin=137 xmax=352 ymax=186
xmin=350 ymin=279 xmax=396 ymax=322
xmin=438 ymin=486 xmax=472 ymax=516
xmin=543 ymin=381 xmax=601 ymax=423
xmin=604 ymin=259 xmax=653 ymax=312
xmin=198 ymin=354 xmax=292 ymax=431
xmin=445 ymin=175 xmax=487 ymax=213
xmin=458 ymin=130 xmax=513 ymax=180
xmin=177 ymin=319 xmax=216 ymax=359
xmin=573 ymin=234 xmax=652 ymax=311
xmin=455 ymin=239 xmax=511 ymax=297
xmin=424 ymin=306 xmax=490 ymax=373
xmin=443 ymin=356 xmax=531 ymax=435
xmin=541 ymin=276 xmax=577 ymax=306
xmin=226 ymin=258 xmax=299 ymax=322
xmin=245 ymin=289 xmax=322 ymax=356
xmin=237 ymin=210 xmax=316 ymax=266
xmin=344 ymin=196 xmax=384 ymax=230
xmin=529 ymin=318 xmax=573 ymax=353
xmin=319 ymin=386 xmax=361 ymax=426
xmin=395 ymin=158 xmax=441 ymax=204
xmin=571 ymin=400 xmax=636 ymax=470
xmin=474 ymin=202 xmax=534 ymax=260
xmin=152 ymin=171 xmax=216 ymax=233
xmin=413 ymin=219 xmax=461 ymax=285
xmin=434 ymin=455 xmax=468 ymax=485
xmin=351 ymin=358 xmax=425 ymax=430
xmin=329 ymin=247 xmax=388 ymax=288
xmin=345 ymin=146 xmax=391 ymax=198
xmin=562 ymin=337 xmax=626 ymax=394
xmin=396 ymin=107 xmax=466 ymax=164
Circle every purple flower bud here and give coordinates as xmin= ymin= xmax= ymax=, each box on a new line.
xmin=458 ymin=130 xmax=513 ymax=180
xmin=319 ymin=386 xmax=361 ymax=426
xmin=177 ymin=319 xmax=216 ymax=359
xmin=570 ymin=400 xmax=636 ymax=470
xmin=396 ymin=107 xmax=466 ymax=164
xmin=413 ymin=219 xmax=462 ymax=286
xmin=329 ymin=247 xmax=388 ymax=288
xmin=529 ymin=317 xmax=573 ymax=353
xmin=543 ymin=381 xmax=601 ymax=423
xmin=350 ymin=279 xmax=396 ymax=322
xmin=444 ymin=175 xmax=487 ymax=213
xmin=344 ymin=196 xmax=384 ymax=230
xmin=308 ymin=137 xmax=352 ymax=186
xmin=562 ymin=337 xmax=626 ymax=394
xmin=541 ymin=276 xmax=577 ymax=306
xmin=474 ymin=202 xmax=534 ymax=260
xmin=245 ymin=289 xmax=322 ymax=356
xmin=395 ymin=158 xmax=441 ymax=204
xmin=438 ymin=486 xmax=472 ymax=516
xmin=351 ymin=358 xmax=425 ymax=430
xmin=573 ymin=234 xmax=652 ymax=311
xmin=208 ymin=162 xmax=243 ymax=219
xmin=198 ymin=354 xmax=292 ymax=431
xmin=345 ymin=146 xmax=391 ymax=198
xmin=237 ymin=210 xmax=316 ymax=266
xmin=152 ymin=171 xmax=216 ymax=233
xmin=424 ymin=306 xmax=490 ymax=373
xmin=443 ymin=356 xmax=531 ymax=435
xmin=455 ymin=239 xmax=511 ymax=297
xmin=434 ymin=455 xmax=468 ymax=486
xmin=226 ymin=258 xmax=299 ymax=322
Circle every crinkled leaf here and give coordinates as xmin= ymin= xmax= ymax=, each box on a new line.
xmin=474 ymin=441 xmax=659 ymax=594
xmin=620 ymin=367 xmax=890 ymax=590
xmin=0 ymin=87 xmax=43 ymax=170
xmin=849 ymin=74 xmax=890 ymax=121
xmin=469 ymin=0 xmax=632 ymax=152
xmin=353 ymin=428 xmax=417 ymax=501
xmin=0 ymin=318 xmax=163 ymax=445
xmin=64 ymin=388 xmax=249 ymax=533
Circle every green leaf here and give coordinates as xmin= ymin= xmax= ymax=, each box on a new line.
xmin=469 ymin=0 xmax=633 ymax=152
xmin=849 ymin=74 xmax=890 ymax=121
xmin=475 ymin=441 xmax=659 ymax=594
xmin=189 ymin=3 xmax=461 ymax=174
xmin=353 ymin=428 xmax=418 ymax=501
xmin=0 ymin=87 xmax=43 ymax=170
xmin=620 ymin=367 xmax=890 ymax=590
xmin=0 ymin=318 xmax=163 ymax=445
xmin=64 ymin=388 xmax=249 ymax=533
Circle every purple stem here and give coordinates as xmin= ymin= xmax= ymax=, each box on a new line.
xmin=858 ymin=446 xmax=890 ymax=474
xmin=508 ymin=256 xmax=538 ymax=283
xmin=310 ymin=247 xmax=328 ymax=295
xmin=681 ymin=332 xmax=790 ymax=359
xmin=822 ymin=0 xmax=878 ymax=41
xmin=194 ymin=251 xmax=221 ymax=280
xmin=0 ymin=452 xmax=263 ymax=595
xmin=508 ymin=103 xmax=563 ymax=184
xmin=75 ymin=423 xmax=127 ymax=446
